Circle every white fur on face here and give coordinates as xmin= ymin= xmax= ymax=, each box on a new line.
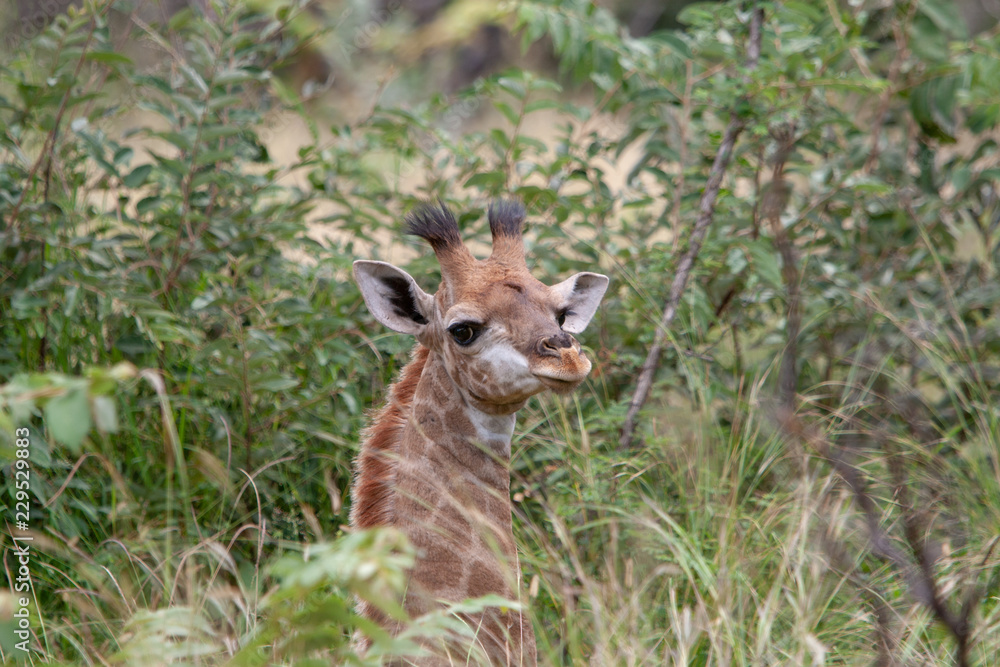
xmin=440 ymin=333 xmax=548 ymax=422
xmin=472 ymin=341 xmax=545 ymax=397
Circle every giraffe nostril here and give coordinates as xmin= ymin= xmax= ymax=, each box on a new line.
xmin=538 ymin=332 xmax=574 ymax=356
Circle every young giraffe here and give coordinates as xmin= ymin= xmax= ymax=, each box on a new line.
xmin=351 ymin=200 xmax=608 ymax=665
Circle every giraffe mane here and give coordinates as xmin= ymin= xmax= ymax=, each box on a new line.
xmin=351 ymin=344 xmax=430 ymax=529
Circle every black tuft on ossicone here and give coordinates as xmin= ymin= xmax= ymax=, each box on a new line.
xmin=488 ymin=199 xmax=525 ymax=238
xmin=404 ymin=201 xmax=463 ymax=251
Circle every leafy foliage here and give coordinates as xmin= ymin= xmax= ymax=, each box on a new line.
xmin=1 ymin=0 xmax=999 ymax=664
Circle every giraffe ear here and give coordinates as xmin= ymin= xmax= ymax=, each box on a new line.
xmin=353 ymin=260 xmax=434 ymax=336
xmin=550 ymin=272 xmax=609 ymax=334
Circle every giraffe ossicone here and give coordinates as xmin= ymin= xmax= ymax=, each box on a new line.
xmin=351 ymin=200 xmax=608 ymax=666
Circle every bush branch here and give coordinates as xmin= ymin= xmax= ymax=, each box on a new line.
xmin=619 ymin=6 xmax=763 ymax=450
xmin=781 ymin=412 xmax=976 ymax=666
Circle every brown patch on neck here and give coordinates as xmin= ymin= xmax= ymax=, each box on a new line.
xmin=350 ymin=344 xmax=429 ymax=529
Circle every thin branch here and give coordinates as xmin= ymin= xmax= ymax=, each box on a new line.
xmin=887 ymin=443 xmax=972 ymax=666
xmin=863 ymin=1 xmax=917 ymax=172
xmin=781 ymin=411 xmax=976 ymax=667
xmin=820 ymin=528 xmax=900 ymax=666
xmin=618 ymin=6 xmax=764 ymax=450
xmin=671 ymin=58 xmax=695 ymax=251
xmin=766 ymin=124 xmax=798 ymax=410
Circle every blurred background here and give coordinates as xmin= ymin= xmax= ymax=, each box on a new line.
xmin=2 ymin=0 xmax=1000 ymax=664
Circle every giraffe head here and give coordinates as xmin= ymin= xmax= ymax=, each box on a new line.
xmin=354 ymin=201 xmax=609 ymax=416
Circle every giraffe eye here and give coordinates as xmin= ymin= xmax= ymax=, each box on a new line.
xmin=557 ymin=310 xmax=571 ymax=328
xmin=448 ymin=322 xmax=481 ymax=346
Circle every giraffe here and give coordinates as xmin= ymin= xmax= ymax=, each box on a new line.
xmin=351 ymin=200 xmax=608 ymax=666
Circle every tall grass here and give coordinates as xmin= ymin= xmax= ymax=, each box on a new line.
xmin=2 ymin=0 xmax=999 ymax=664
xmin=509 ymin=322 xmax=1000 ymax=665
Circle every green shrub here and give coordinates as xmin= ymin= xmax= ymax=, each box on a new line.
xmin=2 ymin=0 xmax=999 ymax=663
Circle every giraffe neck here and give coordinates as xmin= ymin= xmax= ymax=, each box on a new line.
xmin=352 ymin=345 xmax=536 ymax=664
xmin=399 ymin=351 xmax=534 ymax=663
xmin=352 ymin=344 xmax=521 ymax=575
xmin=410 ymin=349 xmax=517 ymax=472
xmin=396 ymin=349 xmax=520 ymax=586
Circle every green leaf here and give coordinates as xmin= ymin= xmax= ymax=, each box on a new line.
xmin=85 ymin=50 xmax=133 ymax=66
xmin=910 ymin=75 xmax=959 ymax=141
xmin=113 ymin=147 xmax=135 ymax=165
xmin=496 ymin=76 xmax=527 ymax=99
xmin=525 ymin=99 xmax=562 ymax=114
xmin=494 ymin=101 xmax=520 ymax=125
xmin=918 ymin=0 xmax=968 ymax=39
xmin=179 ymin=63 xmax=209 ymax=95
xmin=44 ymin=386 xmax=92 ymax=452
xmin=92 ymin=395 xmax=119 ymax=433
xmin=194 ymin=148 xmax=238 ymax=167
xmin=167 ymin=7 xmax=195 ymax=31
xmin=910 ymin=14 xmax=951 ymax=63
xmin=746 ymin=240 xmax=782 ymax=288
xmin=465 ymin=171 xmax=506 ymax=190
xmin=677 ymin=2 xmax=718 ymax=27
xmin=200 ymin=126 xmax=244 ymax=141
xmin=154 ymin=130 xmax=195 ymax=152
xmin=213 ymin=68 xmax=257 ymax=85
xmin=966 ymin=103 xmax=1000 ymax=133
xmin=271 ymin=75 xmax=302 ymax=108
xmin=726 ymin=247 xmax=748 ymax=274
xmin=136 ymin=196 xmax=162 ymax=216
xmin=254 ymin=375 xmax=300 ymax=392
xmin=123 ymin=164 xmax=153 ymax=188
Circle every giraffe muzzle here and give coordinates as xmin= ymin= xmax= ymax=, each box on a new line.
xmin=531 ymin=345 xmax=593 ymax=393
